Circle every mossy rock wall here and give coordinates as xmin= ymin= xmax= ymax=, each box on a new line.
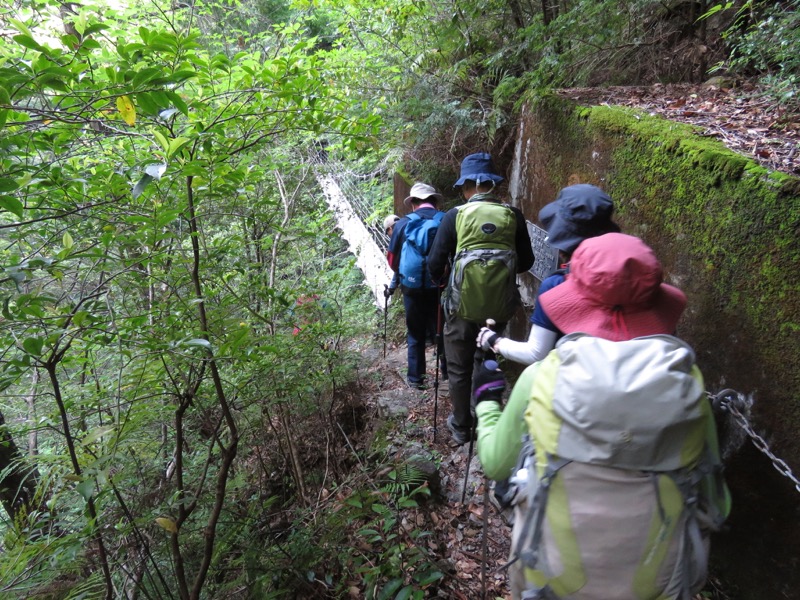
xmin=508 ymin=95 xmax=800 ymax=599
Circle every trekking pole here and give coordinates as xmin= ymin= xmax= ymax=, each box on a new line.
xmin=432 ymin=287 xmax=444 ymax=442
xmin=481 ymin=477 xmax=489 ymax=599
xmin=382 ymin=284 xmax=389 ymax=359
xmin=462 ymin=318 xmax=496 ymax=504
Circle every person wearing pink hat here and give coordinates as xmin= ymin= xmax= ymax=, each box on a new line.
xmin=471 ymin=233 xmax=730 ymax=599
xmin=476 ymin=184 xmax=621 ymax=365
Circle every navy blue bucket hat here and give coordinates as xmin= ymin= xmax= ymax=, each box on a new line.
xmin=453 ymin=152 xmax=505 ymax=188
xmin=538 ymin=184 xmax=620 ymax=253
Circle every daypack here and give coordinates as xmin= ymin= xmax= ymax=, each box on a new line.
xmin=443 ymin=199 xmax=519 ymax=323
xmin=515 ymin=333 xmax=731 ymax=600
xmin=398 ymin=211 xmax=445 ymax=290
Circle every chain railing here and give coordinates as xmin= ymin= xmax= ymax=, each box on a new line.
xmin=708 ymin=389 xmax=800 ymax=495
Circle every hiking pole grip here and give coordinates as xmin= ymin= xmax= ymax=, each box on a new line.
xmin=484 ymin=318 xmax=496 ymax=361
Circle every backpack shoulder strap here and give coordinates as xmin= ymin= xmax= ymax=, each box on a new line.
xmin=406 ymin=212 xmax=421 ymax=222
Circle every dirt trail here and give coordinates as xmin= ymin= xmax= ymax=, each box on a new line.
xmin=371 ymin=339 xmax=513 ymax=599
xmin=367 ymin=335 xmax=725 ymax=600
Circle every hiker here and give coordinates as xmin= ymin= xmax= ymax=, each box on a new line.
xmin=473 ymin=233 xmax=731 ymax=600
xmin=383 ymin=214 xmax=401 ymax=294
xmin=476 ymin=184 xmax=620 ymax=365
xmin=428 ymin=152 xmax=534 ymax=444
xmin=385 ymin=183 xmax=448 ymax=389
xmin=383 ymin=214 xmax=400 ymax=240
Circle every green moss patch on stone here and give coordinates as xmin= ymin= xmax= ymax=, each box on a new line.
xmin=521 ymin=96 xmax=799 ymax=450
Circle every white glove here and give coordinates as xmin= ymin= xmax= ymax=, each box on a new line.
xmin=476 ymin=327 xmax=500 ymax=351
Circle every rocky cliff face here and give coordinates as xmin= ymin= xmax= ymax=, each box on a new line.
xmin=506 ymin=95 xmax=800 ymax=599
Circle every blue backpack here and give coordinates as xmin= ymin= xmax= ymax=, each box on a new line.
xmin=398 ymin=211 xmax=445 ymax=290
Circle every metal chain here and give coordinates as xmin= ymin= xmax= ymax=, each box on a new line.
xmin=709 ymin=389 xmax=800 ymax=495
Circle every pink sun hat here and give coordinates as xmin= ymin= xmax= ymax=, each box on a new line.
xmin=539 ymin=233 xmax=687 ymax=341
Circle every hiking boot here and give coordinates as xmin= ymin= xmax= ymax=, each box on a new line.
xmin=408 ymin=378 xmax=427 ymax=390
xmin=492 ymin=478 xmax=515 ymax=511
xmin=447 ymin=414 xmax=474 ymax=445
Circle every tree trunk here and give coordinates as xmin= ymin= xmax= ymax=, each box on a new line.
xmin=27 ymin=368 xmax=39 ymax=456
xmin=0 ymin=409 xmax=41 ymax=523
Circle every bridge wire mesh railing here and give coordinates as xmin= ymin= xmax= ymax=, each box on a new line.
xmin=308 ymin=148 xmax=392 ymax=253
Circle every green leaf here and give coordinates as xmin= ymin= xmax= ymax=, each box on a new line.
xmin=8 ymin=18 xmax=33 ymax=37
xmin=83 ymin=22 xmax=109 ymax=36
xmin=20 ymin=304 xmax=44 ymax=318
xmin=378 ymin=579 xmax=403 ymax=600
xmin=394 ymin=586 xmax=414 ymax=600
xmin=132 ymin=66 xmax=163 ymax=88
xmin=37 ymin=74 xmax=68 ymax=92
xmin=13 ymin=34 xmax=43 ymax=52
xmin=184 ymin=338 xmax=212 ymax=350
xmin=22 ymin=337 xmax=44 ymax=356
xmin=166 ymin=91 xmax=188 ymax=115
xmin=79 ymin=38 xmax=101 ymax=50
xmin=0 ymin=195 xmax=23 ymax=218
xmin=136 ymin=92 xmax=160 ymax=116
xmin=0 ymin=178 xmax=19 ymax=192
xmin=153 ymin=130 xmax=169 ymax=152
xmin=62 ymin=231 xmax=74 ymax=249
xmin=7 ymin=267 xmax=25 ymax=285
xmin=76 ymin=479 xmax=94 ymax=501
xmin=81 ymin=426 xmax=115 ymax=446
xmin=167 ymin=136 xmax=190 ymax=158
xmin=132 ymin=173 xmax=153 ymax=199
xmin=415 ymin=571 xmax=443 ymax=586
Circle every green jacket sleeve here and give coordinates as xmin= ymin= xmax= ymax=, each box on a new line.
xmin=475 ymin=362 xmax=540 ymax=480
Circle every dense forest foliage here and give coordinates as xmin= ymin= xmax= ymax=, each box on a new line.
xmin=1 ymin=0 xmax=797 ymax=598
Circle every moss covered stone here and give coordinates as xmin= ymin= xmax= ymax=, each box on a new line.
xmin=510 ymin=95 xmax=800 ymax=600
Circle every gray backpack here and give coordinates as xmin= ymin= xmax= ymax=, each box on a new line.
xmin=515 ymin=334 xmax=731 ymax=599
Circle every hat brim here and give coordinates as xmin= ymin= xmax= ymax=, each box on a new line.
xmin=538 ymin=200 xmax=559 ymax=227
xmin=403 ymin=192 xmax=442 ymax=207
xmin=539 ymin=202 xmax=620 ymax=253
xmin=546 ymin=218 xmax=621 ymax=253
xmin=453 ymin=173 xmax=504 ymax=188
xmin=540 ymin=279 xmax=687 ymax=341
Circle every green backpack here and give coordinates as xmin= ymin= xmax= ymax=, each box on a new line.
xmin=443 ymin=198 xmax=519 ymax=323
xmin=515 ymin=333 xmax=731 ymax=600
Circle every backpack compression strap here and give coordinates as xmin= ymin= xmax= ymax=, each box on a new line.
xmin=518 ymin=455 xmax=571 ymax=570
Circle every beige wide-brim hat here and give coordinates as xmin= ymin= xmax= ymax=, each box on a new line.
xmin=403 ymin=182 xmax=443 ymax=207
